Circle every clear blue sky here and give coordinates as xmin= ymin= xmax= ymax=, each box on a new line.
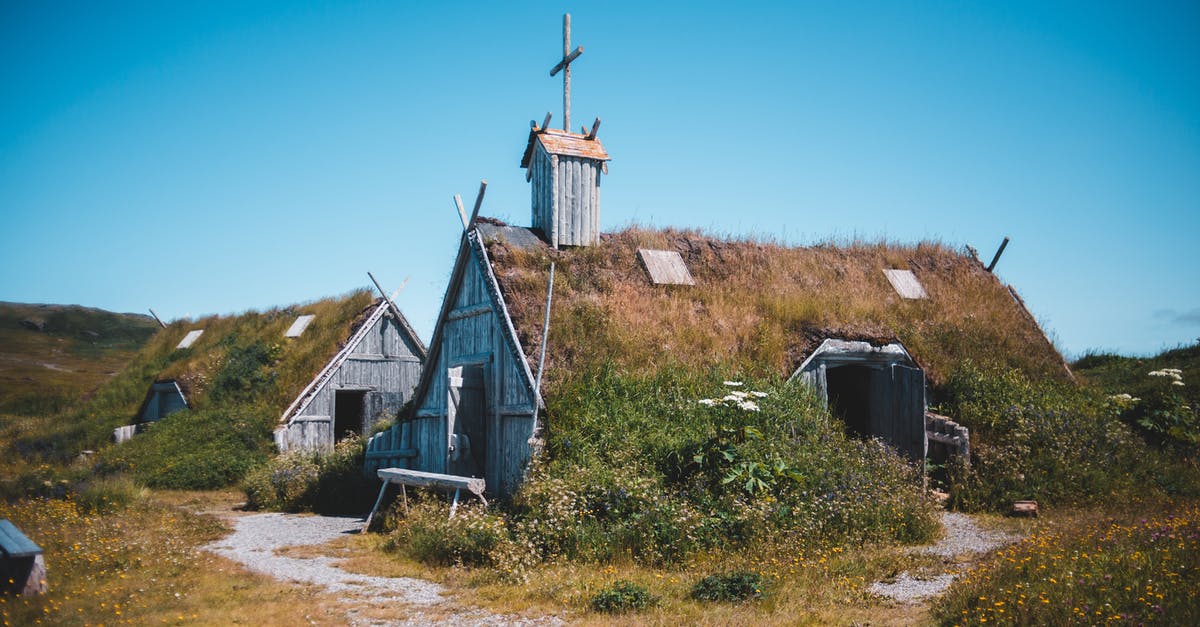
xmin=2 ymin=1 xmax=1197 ymax=358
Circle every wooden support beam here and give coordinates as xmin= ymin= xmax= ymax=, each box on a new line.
xmin=587 ymin=117 xmax=601 ymax=140
xmin=549 ymin=46 xmax=584 ymax=76
xmin=541 ymin=112 xmax=552 ymax=132
xmin=454 ymin=194 xmax=469 ymax=231
xmin=467 ymin=180 xmax=487 ymax=230
xmin=986 ymin=236 xmax=1010 ymax=273
xmin=367 ymin=272 xmax=409 ymax=320
xmin=148 ymin=308 xmax=166 ymax=329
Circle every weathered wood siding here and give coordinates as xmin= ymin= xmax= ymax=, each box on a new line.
xmin=529 ymin=142 xmax=602 ymax=248
xmin=402 ymin=238 xmax=538 ymax=498
xmin=276 ymin=312 xmax=423 ymax=452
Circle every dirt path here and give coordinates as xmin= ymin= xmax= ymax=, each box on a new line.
xmin=202 ymin=511 xmax=559 ymax=626
xmin=869 ymin=511 xmax=1021 ymax=603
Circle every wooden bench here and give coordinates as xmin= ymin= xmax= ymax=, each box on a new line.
xmin=1 ymin=519 xmax=46 ymax=596
xmin=363 ymin=468 xmax=487 ymax=530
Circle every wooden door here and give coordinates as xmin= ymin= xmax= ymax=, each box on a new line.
xmin=890 ymin=364 xmax=927 ymax=463
xmin=447 ymin=364 xmax=487 ymax=478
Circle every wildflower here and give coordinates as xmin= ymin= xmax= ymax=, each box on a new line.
xmin=723 ymin=380 xmax=743 ymax=386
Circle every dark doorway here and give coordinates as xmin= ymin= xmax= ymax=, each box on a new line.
xmin=447 ymin=364 xmax=487 ymax=478
xmin=334 ymin=390 xmax=367 ymax=441
xmin=824 ymin=363 xmax=926 ymax=461
xmin=826 ymin=365 xmax=875 ymax=440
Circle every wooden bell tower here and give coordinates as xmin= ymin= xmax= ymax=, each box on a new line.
xmin=520 ymin=13 xmax=610 ymax=248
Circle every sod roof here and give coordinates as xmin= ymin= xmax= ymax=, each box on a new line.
xmin=478 ymin=223 xmax=1069 ymax=391
xmin=122 ymin=290 xmax=387 ymax=415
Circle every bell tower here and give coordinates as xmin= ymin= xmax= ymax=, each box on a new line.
xmin=520 ymin=13 xmax=610 ymax=248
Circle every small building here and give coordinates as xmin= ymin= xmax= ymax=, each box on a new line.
xmin=275 ymin=297 xmax=426 ymax=451
xmin=788 ymin=339 xmax=926 ymax=461
xmin=112 ymin=291 xmax=426 ymax=453
xmin=521 ymin=126 xmax=610 ymax=248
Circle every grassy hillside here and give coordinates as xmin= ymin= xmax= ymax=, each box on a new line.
xmin=0 ymin=302 xmax=159 ymax=415
xmin=1073 ymin=342 xmax=1200 ymax=447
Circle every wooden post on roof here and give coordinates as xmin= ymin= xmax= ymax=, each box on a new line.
xmin=986 ymin=236 xmax=1010 ymax=273
xmin=549 ymin=14 xmax=584 ymax=132
xmin=148 ymin=308 xmax=166 ymax=329
xmin=367 ymin=272 xmax=409 ymax=318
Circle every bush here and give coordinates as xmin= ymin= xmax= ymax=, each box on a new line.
xmin=74 ymin=475 xmax=147 ymax=513
xmin=690 ymin=570 xmax=767 ymax=602
xmin=242 ymin=435 xmax=375 ymax=514
xmin=937 ymin=362 xmax=1200 ymax=511
xmin=388 ymin=500 xmax=532 ymax=578
xmin=590 ymin=580 xmax=657 ymax=613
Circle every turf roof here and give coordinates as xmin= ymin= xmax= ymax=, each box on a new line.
xmin=479 ymin=224 xmax=1070 ymax=391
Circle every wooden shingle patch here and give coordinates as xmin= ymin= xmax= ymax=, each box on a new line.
xmin=638 ymin=249 xmax=695 ymax=286
xmin=176 ymin=329 xmax=204 ymax=349
xmin=883 ymin=269 xmax=928 ymax=299
xmin=285 ymin=314 xmax=316 ymax=338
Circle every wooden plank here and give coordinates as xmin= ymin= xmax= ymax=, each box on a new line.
xmin=637 ymin=249 xmax=696 ymax=285
xmin=364 ymin=448 xmax=417 ymax=459
xmin=0 ymin=519 xmax=42 ymax=558
xmin=377 ymin=468 xmax=486 ymax=496
xmin=176 ymin=329 xmax=204 ymax=349
xmin=285 ymin=314 xmax=316 ymax=338
xmin=448 ymin=303 xmax=493 ymax=321
xmin=883 ymin=269 xmax=928 ymax=299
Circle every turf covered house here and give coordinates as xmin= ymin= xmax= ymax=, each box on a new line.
xmin=112 ymin=291 xmax=426 ymax=452
xmin=364 ymin=16 xmax=1069 ymax=499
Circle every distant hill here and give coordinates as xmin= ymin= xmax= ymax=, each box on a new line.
xmin=0 ymin=302 xmax=159 ymax=415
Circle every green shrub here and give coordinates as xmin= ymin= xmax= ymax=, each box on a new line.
xmin=242 ymin=435 xmax=375 ymax=514
xmin=506 ymin=367 xmax=937 ymax=569
xmin=590 ymin=580 xmax=657 ymax=613
xmin=389 ymin=500 xmax=531 ymax=577
xmin=74 ymin=475 xmax=147 ymax=513
xmin=937 ymin=362 xmax=1200 ymax=511
xmin=690 ymin=570 xmax=767 ymax=602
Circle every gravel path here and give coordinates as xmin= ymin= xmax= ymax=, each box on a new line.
xmin=869 ymin=511 xmax=1021 ymax=603
xmin=203 ymin=512 xmax=559 ymax=626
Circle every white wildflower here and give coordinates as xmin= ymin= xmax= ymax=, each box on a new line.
xmin=737 ymin=400 xmax=760 ymax=412
xmin=723 ymin=381 xmax=743 ymax=387
xmin=750 ymin=391 xmax=768 ymax=398
xmin=1173 ymin=381 xmax=1186 ymax=387
xmin=1111 ymin=393 xmax=1134 ymax=401
xmin=724 ymin=391 xmax=749 ymax=400
xmin=1149 ymin=369 xmax=1184 ymax=381
xmin=698 ymin=398 xmax=717 ymax=406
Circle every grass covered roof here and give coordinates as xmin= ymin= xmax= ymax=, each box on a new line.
xmin=480 ymin=224 xmax=1069 ymax=392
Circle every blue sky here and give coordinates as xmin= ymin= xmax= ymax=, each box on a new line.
xmin=1 ymin=1 xmax=1197 ymax=357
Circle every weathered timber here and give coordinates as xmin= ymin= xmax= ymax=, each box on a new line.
xmin=0 ymin=519 xmax=46 ymax=596
xmin=638 ymin=249 xmax=696 ymax=286
xmin=275 ymin=297 xmax=426 ymax=452
xmin=148 ymin=308 xmax=166 ymax=329
xmin=986 ymin=236 xmax=1010 ymax=272
xmin=883 ymin=268 xmax=928 ymax=299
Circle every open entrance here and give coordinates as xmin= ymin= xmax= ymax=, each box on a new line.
xmin=791 ymin=340 xmax=927 ymax=463
xmin=447 ymin=364 xmax=487 ymax=478
xmin=826 ymin=365 xmax=874 ymax=440
xmin=334 ymin=390 xmax=367 ymax=441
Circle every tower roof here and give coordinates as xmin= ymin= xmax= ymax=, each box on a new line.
xmin=520 ymin=128 xmax=610 ymax=168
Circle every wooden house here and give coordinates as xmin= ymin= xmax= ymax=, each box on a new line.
xmin=112 ymin=291 xmax=426 ymax=453
xmin=275 ymin=297 xmax=426 ymax=451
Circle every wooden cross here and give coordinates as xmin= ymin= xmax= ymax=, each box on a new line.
xmin=549 ymin=13 xmax=583 ymax=132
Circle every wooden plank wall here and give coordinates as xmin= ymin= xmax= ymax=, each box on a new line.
xmin=277 ymin=313 xmax=423 ymax=451
xmin=407 ymin=246 xmax=536 ymax=498
xmin=529 ymin=143 xmax=602 ymax=248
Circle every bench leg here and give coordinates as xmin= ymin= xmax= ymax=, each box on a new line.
xmin=362 ymin=480 xmax=390 ymax=532
xmin=449 ymin=488 xmax=461 ymax=519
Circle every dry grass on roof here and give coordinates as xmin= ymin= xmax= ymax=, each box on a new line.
xmin=485 ymin=226 xmax=1067 ymax=391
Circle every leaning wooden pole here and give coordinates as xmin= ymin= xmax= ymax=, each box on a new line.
xmin=147 ymin=308 xmax=166 ymax=329
xmin=986 ymin=236 xmax=1010 ymax=273
xmin=529 ymin=263 xmax=556 ymax=458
